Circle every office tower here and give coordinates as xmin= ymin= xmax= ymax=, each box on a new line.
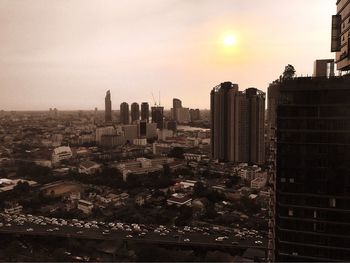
xmin=271 ymin=76 xmax=350 ymax=262
xmin=105 ymin=90 xmax=112 ymax=122
xmin=131 ymin=102 xmax=140 ymax=123
xmin=210 ymin=82 xmax=265 ymax=164
xmin=141 ymin=102 xmax=150 ymax=122
xmin=120 ymin=102 xmax=129 ymax=124
xmin=151 ymin=106 xmax=164 ymax=129
xmin=331 ymin=0 xmax=350 ymax=71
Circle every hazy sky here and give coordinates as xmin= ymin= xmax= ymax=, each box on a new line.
xmin=0 ymin=0 xmax=335 ymax=110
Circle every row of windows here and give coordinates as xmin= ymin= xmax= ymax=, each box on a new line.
xmin=278 ymin=119 xmax=350 ymax=130
xmin=279 ymin=89 xmax=350 ymax=105
xmin=278 ymin=132 xmax=350 ymax=144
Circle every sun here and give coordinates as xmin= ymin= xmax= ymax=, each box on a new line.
xmin=223 ymin=35 xmax=237 ymax=46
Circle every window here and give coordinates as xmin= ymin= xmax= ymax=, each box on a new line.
xmin=288 ymin=209 xmax=294 ymax=216
xmin=330 ymin=198 xmax=336 ymax=208
xmin=281 ymin=178 xmax=286 ymax=183
xmin=313 ymin=210 xmax=317 ymax=218
xmin=289 ymin=178 xmax=294 ymax=183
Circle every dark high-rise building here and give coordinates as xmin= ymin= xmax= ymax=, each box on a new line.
xmin=141 ymin=102 xmax=149 ymax=122
xmin=131 ymin=102 xmax=140 ymax=123
xmin=151 ymin=106 xmax=164 ymax=129
xmin=331 ymin=0 xmax=350 ymax=71
xmin=210 ymin=82 xmax=265 ymax=164
xmin=120 ymin=102 xmax=129 ymax=124
xmin=271 ymin=76 xmax=350 ymax=262
xmin=105 ymin=90 xmax=112 ymax=122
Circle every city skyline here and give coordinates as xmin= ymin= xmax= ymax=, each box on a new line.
xmin=0 ymin=0 xmax=334 ymax=111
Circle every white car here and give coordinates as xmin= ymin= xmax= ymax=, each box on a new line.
xmin=26 ymin=228 xmax=34 ymax=232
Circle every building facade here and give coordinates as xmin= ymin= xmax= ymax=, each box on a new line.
xmin=210 ymin=82 xmax=265 ymax=164
xmin=272 ymin=76 xmax=350 ymax=261
xmin=331 ymin=0 xmax=350 ymax=71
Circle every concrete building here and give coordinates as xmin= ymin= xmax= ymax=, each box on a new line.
xmin=141 ymin=102 xmax=149 ymax=122
xmin=121 ymin=124 xmax=138 ymax=142
xmin=190 ymin=109 xmax=201 ymax=122
xmin=52 ymin=146 xmax=72 ymax=163
xmin=331 ymin=0 xmax=350 ymax=71
xmin=105 ymin=90 xmax=112 ymax=122
xmin=100 ymin=134 xmax=125 ymax=148
xmin=167 ymin=193 xmax=192 ymax=207
xmin=131 ymin=102 xmax=140 ymax=123
xmin=175 ymin=107 xmax=190 ymax=124
xmin=95 ymin=126 xmax=115 ymax=144
xmin=120 ymin=102 xmax=129 ymax=125
xmin=139 ymin=120 xmax=157 ymax=139
xmin=210 ymin=82 xmax=265 ymax=164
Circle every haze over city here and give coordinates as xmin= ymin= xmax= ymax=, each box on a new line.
xmin=0 ymin=0 xmax=334 ymax=110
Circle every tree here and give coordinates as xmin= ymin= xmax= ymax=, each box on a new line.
xmin=168 ymin=147 xmax=184 ymax=159
xmin=13 ymin=181 xmax=30 ymax=193
xmin=282 ymin=64 xmax=296 ymax=80
xmin=193 ymin=182 xmax=206 ymax=197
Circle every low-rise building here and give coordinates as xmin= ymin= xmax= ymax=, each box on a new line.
xmin=167 ymin=193 xmax=192 ymax=207
xmin=52 ymin=146 xmax=73 ymax=164
xmin=77 ymin=199 xmax=94 ymax=214
xmin=250 ymin=176 xmax=267 ymax=189
xmin=78 ymin=160 xmax=101 ymax=175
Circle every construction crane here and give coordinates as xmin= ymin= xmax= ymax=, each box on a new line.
xmin=151 ymin=92 xmax=157 ymax=106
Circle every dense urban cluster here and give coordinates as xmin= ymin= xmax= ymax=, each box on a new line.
xmin=0 ymin=101 xmax=269 ymax=261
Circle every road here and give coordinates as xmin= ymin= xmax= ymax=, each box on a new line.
xmin=0 ymin=223 xmax=267 ymax=250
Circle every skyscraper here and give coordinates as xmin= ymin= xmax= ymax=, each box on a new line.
xmin=331 ymin=0 xmax=350 ymax=71
xmin=105 ymin=90 xmax=112 ymax=122
xmin=141 ymin=102 xmax=149 ymax=122
xmin=270 ymin=3 xmax=350 ymax=261
xmin=151 ymin=106 xmax=164 ymax=129
xmin=271 ymin=76 xmax=350 ymax=262
xmin=120 ymin=102 xmax=129 ymax=124
xmin=131 ymin=102 xmax=140 ymax=123
xmin=210 ymin=82 xmax=265 ymax=164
